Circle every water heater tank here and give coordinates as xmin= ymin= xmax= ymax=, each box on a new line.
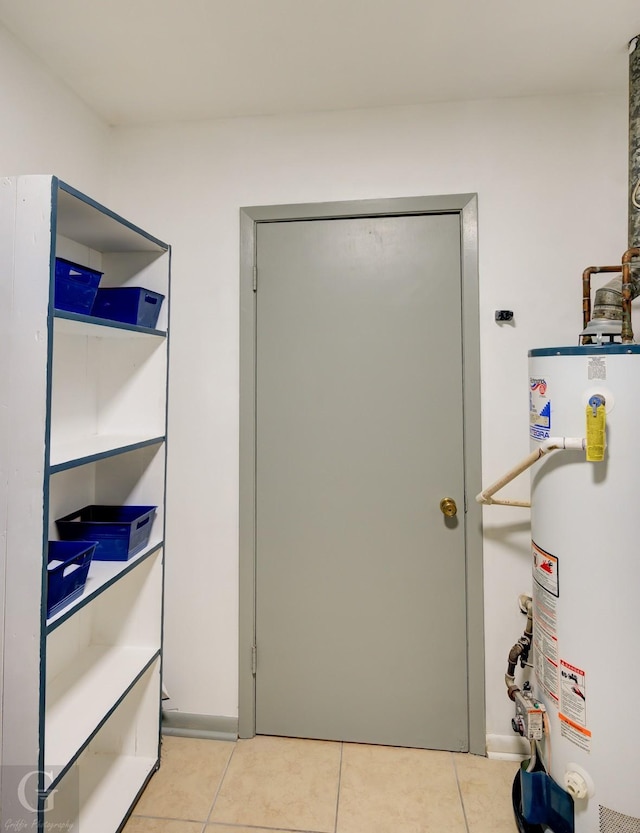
xmin=529 ymin=344 xmax=640 ymax=833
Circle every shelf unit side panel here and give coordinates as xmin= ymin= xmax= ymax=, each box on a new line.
xmin=0 ymin=175 xmax=53 ymax=823
xmin=0 ymin=177 xmax=17 ymax=765
xmin=2 ymin=176 xmax=52 ymax=752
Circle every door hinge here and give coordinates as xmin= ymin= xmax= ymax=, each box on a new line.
xmin=253 ymin=265 xmax=258 ymax=292
xmin=251 ymin=644 xmax=257 ymax=675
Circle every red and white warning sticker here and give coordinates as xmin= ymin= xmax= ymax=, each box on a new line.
xmin=532 ymin=542 xmax=559 ymax=597
xmin=560 ymin=660 xmax=587 ymax=727
xmin=559 ymin=659 xmax=590 ymax=752
xmin=531 ymin=542 xmax=560 ymax=703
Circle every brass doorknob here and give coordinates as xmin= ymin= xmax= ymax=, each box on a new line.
xmin=440 ymin=497 xmax=457 ymax=517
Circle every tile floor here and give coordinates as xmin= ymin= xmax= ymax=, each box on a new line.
xmin=125 ymin=735 xmax=520 ymax=833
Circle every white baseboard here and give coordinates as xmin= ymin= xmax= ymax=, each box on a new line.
xmin=486 ymin=733 xmax=529 ymax=761
xmin=160 ymin=719 xmax=528 ymax=760
xmin=162 ymin=711 xmax=238 ymax=741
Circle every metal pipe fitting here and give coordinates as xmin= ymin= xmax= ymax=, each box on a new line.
xmin=621 ymin=247 xmax=640 ymax=342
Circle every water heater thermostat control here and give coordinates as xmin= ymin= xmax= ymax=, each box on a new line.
xmin=513 ymin=691 xmax=546 ymax=741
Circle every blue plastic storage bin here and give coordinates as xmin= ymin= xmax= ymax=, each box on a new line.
xmin=54 ymin=258 xmax=103 ymax=315
xmin=91 ymin=287 xmax=165 ymax=329
xmin=56 ymin=505 xmax=157 ymax=561
xmin=47 ymin=540 xmax=97 ymax=617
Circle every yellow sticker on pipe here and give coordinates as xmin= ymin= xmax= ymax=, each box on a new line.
xmin=585 ymin=400 xmax=606 ymax=462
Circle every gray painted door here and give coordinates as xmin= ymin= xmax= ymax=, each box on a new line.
xmin=255 ymin=213 xmax=468 ymax=750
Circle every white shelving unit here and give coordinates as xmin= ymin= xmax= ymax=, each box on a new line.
xmin=0 ymin=176 xmax=170 ymax=832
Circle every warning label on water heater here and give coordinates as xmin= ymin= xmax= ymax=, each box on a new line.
xmin=530 ymin=378 xmax=551 ymax=441
xmin=532 ymin=542 xmax=560 ymax=704
xmin=532 ymin=542 xmax=559 ymax=597
xmin=559 ymin=714 xmax=591 ymax=753
xmin=533 ymin=618 xmax=559 ymax=705
xmin=560 ymin=660 xmax=587 ymax=727
xmin=587 ymin=356 xmax=606 ymax=381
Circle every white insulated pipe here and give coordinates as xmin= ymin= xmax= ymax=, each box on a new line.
xmin=475 ymin=437 xmax=586 ymax=507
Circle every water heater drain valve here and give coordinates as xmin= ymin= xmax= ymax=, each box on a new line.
xmin=563 ymin=762 xmax=596 ymax=801
xmin=565 ymin=770 xmax=589 ymax=800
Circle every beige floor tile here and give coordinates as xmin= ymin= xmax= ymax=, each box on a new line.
xmin=209 ymin=735 xmax=341 ymax=832
xmin=133 ymin=736 xmax=234 ymax=821
xmin=123 ymin=818 xmax=203 ymax=833
xmin=454 ymin=753 xmax=520 ymax=833
xmin=206 ymin=827 xmax=295 ymax=833
xmin=337 ymin=743 xmax=466 ymax=833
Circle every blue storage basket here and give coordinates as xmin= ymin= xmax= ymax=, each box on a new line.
xmin=47 ymin=540 xmax=97 ymax=617
xmin=56 ymin=505 xmax=157 ymax=561
xmin=91 ymin=287 xmax=165 ymax=329
xmin=54 ymin=258 xmax=102 ymax=315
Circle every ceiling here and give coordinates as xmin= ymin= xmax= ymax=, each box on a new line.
xmin=0 ymin=0 xmax=639 ymax=127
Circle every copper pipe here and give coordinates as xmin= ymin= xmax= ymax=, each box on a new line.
xmin=582 ymin=265 xmax=621 ymax=336
xmin=621 ymin=247 xmax=640 ymax=343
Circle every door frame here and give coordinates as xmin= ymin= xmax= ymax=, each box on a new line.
xmin=239 ymin=194 xmax=485 ymax=753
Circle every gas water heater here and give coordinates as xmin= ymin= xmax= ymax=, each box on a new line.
xmin=475 ymin=32 xmax=640 ymax=833
xmin=527 ymin=344 xmax=640 ymax=833
xmin=479 ymin=261 xmax=640 ymax=833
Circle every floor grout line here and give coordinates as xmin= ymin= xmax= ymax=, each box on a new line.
xmin=333 ymin=742 xmax=344 ymax=833
xmin=129 ymin=736 xmax=517 ymax=833
xmin=131 ymin=815 xmax=327 ymax=833
xmin=205 ymin=738 xmax=239 ymax=824
xmin=129 ymin=812 xmax=212 ymax=824
xmin=205 ymin=822 xmax=332 ymax=832
xmin=131 ymin=816 xmax=325 ymax=832
xmin=451 ymin=752 xmax=471 ymax=833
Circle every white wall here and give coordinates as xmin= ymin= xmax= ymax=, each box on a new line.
xmin=109 ymin=93 xmax=628 ymax=746
xmin=0 ymin=10 xmax=629 ymax=755
xmin=0 ymin=24 xmax=110 ymax=197
xmin=0 ymin=22 xmax=110 ymax=766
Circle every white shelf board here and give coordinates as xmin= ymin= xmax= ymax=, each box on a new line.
xmin=74 ymin=753 xmax=157 ymax=833
xmin=57 ymin=185 xmax=168 ymax=254
xmin=49 ymin=434 xmax=165 ymax=471
xmin=53 ymin=311 xmax=167 ymax=339
xmin=46 ymin=645 xmax=159 ymax=770
xmin=47 ymin=541 xmax=163 ymax=631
